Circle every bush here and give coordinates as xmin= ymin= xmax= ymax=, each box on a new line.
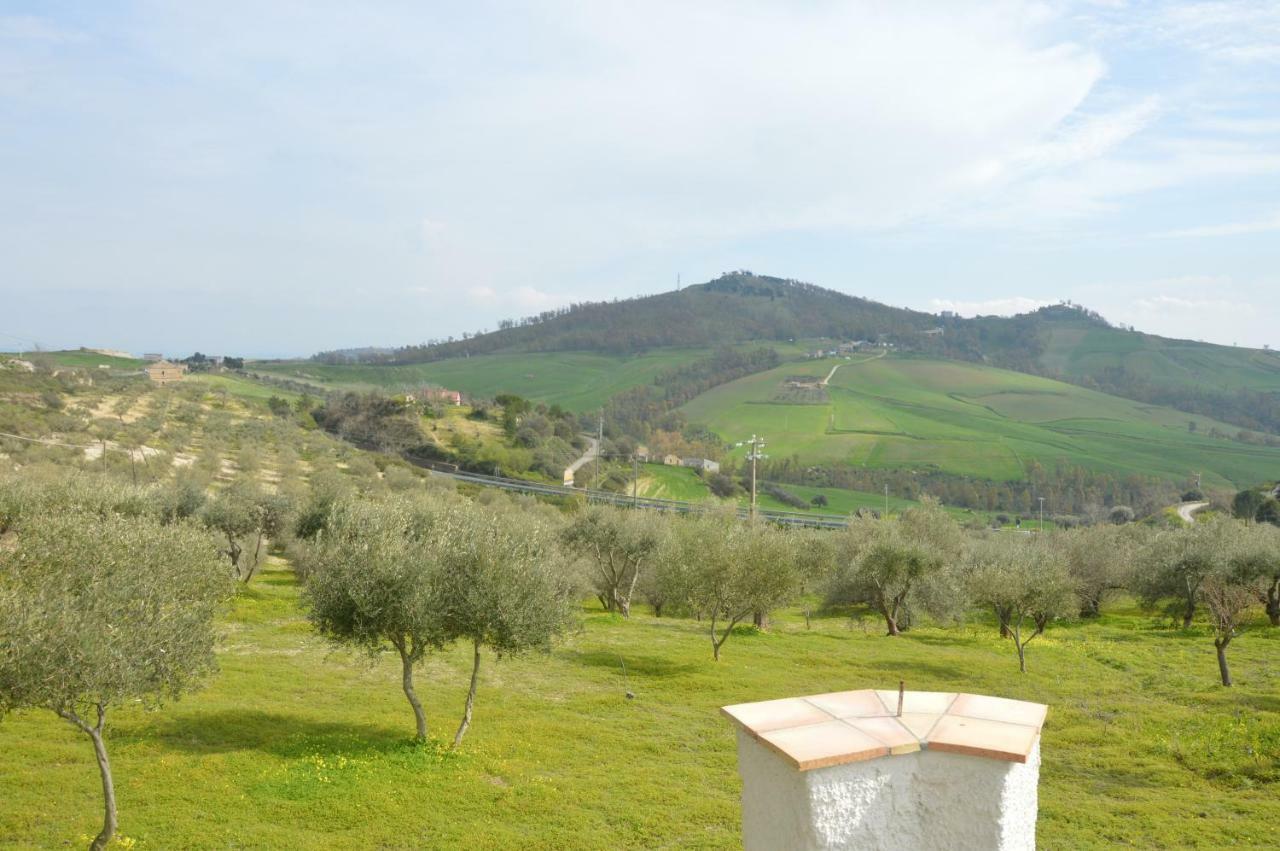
xmin=1109 ymin=505 xmax=1135 ymax=525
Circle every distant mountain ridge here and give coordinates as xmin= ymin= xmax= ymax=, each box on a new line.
xmin=311 ymin=271 xmax=1280 ymax=435
xmin=315 ymin=273 xmax=942 ymax=363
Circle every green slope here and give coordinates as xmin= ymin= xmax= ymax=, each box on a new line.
xmin=253 ymin=349 xmax=713 ymax=411
xmin=1039 ymin=324 xmax=1280 ymax=392
xmin=681 ymin=353 xmax=1280 ymax=489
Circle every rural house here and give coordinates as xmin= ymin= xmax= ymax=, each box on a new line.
xmin=145 ymin=360 xmax=186 ymax=384
xmin=662 ymin=454 xmax=681 ymax=466
xmin=415 ymin=387 xmax=462 ymax=406
xmin=681 ymin=457 xmax=720 ymax=473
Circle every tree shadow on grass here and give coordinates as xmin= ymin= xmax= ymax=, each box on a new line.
xmin=564 ymin=650 xmax=700 ymax=679
xmin=137 ymin=710 xmax=412 ymax=759
xmin=861 ymin=657 xmax=974 ymax=682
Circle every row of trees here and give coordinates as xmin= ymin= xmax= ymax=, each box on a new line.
xmin=561 ymin=500 xmax=1280 ymax=683
xmin=5 ymin=467 xmax=1278 ymax=849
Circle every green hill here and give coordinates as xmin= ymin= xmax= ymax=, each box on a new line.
xmin=253 ymin=348 xmax=719 ymax=411
xmin=315 ymin=272 xmax=937 ymax=362
xmin=682 ymin=353 xmax=1280 ymax=491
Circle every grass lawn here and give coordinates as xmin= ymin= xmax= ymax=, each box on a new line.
xmin=682 ymin=354 xmax=1280 ymax=489
xmin=2 ymin=560 xmax=1278 ymax=849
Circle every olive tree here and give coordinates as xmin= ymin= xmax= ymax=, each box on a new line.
xmin=966 ymin=534 xmax=1078 ymax=672
xmin=1060 ymin=524 xmax=1140 ymax=618
xmin=304 ymin=496 xmax=449 ymax=740
xmin=561 ymin=504 xmax=665 ymax=617
xmin=1135 ymin=517 xmax=1237 ymax=628
xmin=0 ymin=511 xmax=230 ymax=851
xmin=828 ymin=498 xmax=964 ymax=636
xmin=435 ymin=506 xmax=574 ymax=747
xmin=659 ymin=513 xmax=799 ymax=661
xmin=202 ymin=479 xmax=292 ymax=582
xmin=1201 ymin=570 xmax=1254 ymax=687
xmin=1231 ymin=522 xmax=1280 ymax=627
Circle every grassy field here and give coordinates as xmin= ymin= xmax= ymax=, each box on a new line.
xmin=682 ymin=354 xmax=1280 ymax=489
xmin=251 ymin=349 xmax=715 ymax=412
xmin=2 ymin=559 xmax=1277 ymax=849
xmin=1040 ymin=325 xmax=1280 ymax=392
xmin=3 ymin=350 xmax=145 ymax=370
xmin=634 ymin=462 xmax=713 ymax=501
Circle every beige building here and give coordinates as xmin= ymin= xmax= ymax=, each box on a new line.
xmin=145 ymin=360 xmax=186 ymax=384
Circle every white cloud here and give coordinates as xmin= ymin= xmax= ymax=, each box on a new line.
xmin=927 ymin=297 xmax=1054 ymax=317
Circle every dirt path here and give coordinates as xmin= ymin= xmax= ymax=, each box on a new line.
xmin=820 ymin=349 xmax=886 ymax=386
xmin=1176 ymin=501 xmax=1209 ymax=523
xmin=564 ymin=434 xmax=600 ymax=485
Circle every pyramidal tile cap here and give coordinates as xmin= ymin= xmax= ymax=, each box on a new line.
xmin=721 ymin=697 xmax=833 ymax=736
xmin=757 ymin=720 xmax=889 ymax=770
xmin=804 ymin=689 xmax=890 ymax=719
xmin=949 ymin=693 xmax=1048 ymax=730
xmin=873 ymin=689 xmax=957 ymax=715
xmin=926 ymin=714 xmax=1040 ymax=763
xmin=722 ymin=688 xmax=1048 ymax=770
xmin=846 ymin=715 xmax=921 ymax=755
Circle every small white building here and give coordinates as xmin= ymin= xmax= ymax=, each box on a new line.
xmin=682 ymin=457 xmax=720 ymax=473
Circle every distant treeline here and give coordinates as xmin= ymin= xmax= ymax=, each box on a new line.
xmin=606 ymin=346 xmax=780 ymax=438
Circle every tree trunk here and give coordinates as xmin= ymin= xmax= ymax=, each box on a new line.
xmin=880 ymin=597 xmax=901 ymax=636
xmin=995 ymin=604 xmax=1012 ymax=638
xmin=1079 ymin=596 xmax=1101 ymax=618
xmin=60 ymin=706 xmax=116 ymax=851
xmin=710 ymin=613 xmax=721 ymax=661
xmin=399 ymin=647 xmax=427 ymax=740
xmin=621 ymin=564 xmax=642 ymax=619
xmin=1266 ymin=579 xmax=1280 ymax=627
xmin=1182 ymin=598 xmax=1195 ymax=629
xmin=1014 ymin=622 xmax=1027 ymax=673
xmin=87 ymin=724 xmax=117 ymax=851
xmin=452 ymin=641 xmax=482 ymax=748
xmin=752 ymin=610 xmax=769 ymax=630
xmin=1215 ymin=638 xmax=1232 ymax=687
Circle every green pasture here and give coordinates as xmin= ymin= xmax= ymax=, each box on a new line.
xmin=2 ymin=560 xmax=1277 ymax=849
xmin=252 ymin=349 xmax=714 ymax=411
xmin=682 ymin=354 xmax=1280 ymax=488
xmin=635 ymin=462 xmax=713 ymax=501
xmin=1040 ymin=326 xmax=1280 ymax=392
xmin=3 ymin=350 xmax=145 ymax=370
xmin=185 ymin=373 xmax=303 ymax=405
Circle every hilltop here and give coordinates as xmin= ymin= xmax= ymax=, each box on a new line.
xmin=301 ymin=272 xmax=1280 ymax=435
xmin=314 ymin=273 xmax=940 ymax=362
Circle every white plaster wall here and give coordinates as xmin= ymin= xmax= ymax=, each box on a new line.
xmin=735 ymin=732 xmax=1039 ymax=851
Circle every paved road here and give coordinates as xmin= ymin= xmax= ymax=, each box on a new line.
xmin=1176 ymin=500 xmax=1209 ymax=523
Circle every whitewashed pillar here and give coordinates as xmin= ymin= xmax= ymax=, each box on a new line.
xmin=723 ymin=689 xmax=1047 ymax=851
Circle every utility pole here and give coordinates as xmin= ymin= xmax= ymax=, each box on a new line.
xmin=747 ymin=434 xmax=766 ymax=521
xmin=632 ymin=453 xmax=639 ymax=507
xmin=594 ymin=409 xmax=603 ymax=489
xmin=1038 ymin=496 xmax=1045 ymax=532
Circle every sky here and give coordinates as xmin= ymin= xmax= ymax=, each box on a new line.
xmin=2 ymin=1 xmax=1278 ymax=357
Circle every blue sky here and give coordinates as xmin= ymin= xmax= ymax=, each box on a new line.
xmin=2 ymin=1 xmax=1278 ymax=356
